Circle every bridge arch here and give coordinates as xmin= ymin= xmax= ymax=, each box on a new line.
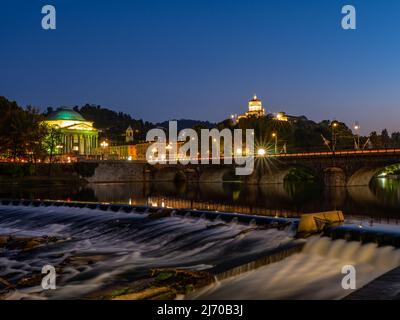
xmin=259 ymin=168 xmax=291 ymax=184
xmin=347 ymin=165 xmax=399 ymax=187
xmin=199 ymin=167 xmax=242 ymax=183
xmin=259 ymin=166 xmax=317 ymax=185
xmin=153 ymin=168 xmax=186 ymax=182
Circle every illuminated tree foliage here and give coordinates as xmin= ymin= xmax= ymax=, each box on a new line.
xmin=0 ymin=97 xmax=47 ymax=161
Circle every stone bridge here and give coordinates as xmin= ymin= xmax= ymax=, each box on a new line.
xmin=147 ymin=149 xmax=400 ymax=187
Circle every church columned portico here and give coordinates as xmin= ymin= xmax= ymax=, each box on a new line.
xmin=43 ymin=108 xmax=99 ymax=156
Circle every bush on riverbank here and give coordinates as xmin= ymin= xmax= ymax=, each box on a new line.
xmin=0 ymin=163 xmax=35 ymax=178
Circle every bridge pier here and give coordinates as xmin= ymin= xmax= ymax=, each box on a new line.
xmin=324 ymin=167 xmax=347 ymax=187
xmin=259 ymin=168 xmax=291 ymax=185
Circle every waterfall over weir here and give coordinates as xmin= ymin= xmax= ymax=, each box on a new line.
xmin=0 ymin=201 xmax=295 ymax=299
xmin=1 ymin=200 xmax=400 ymax=300
xmin=188 ymin=236 xmax=400 ymax=300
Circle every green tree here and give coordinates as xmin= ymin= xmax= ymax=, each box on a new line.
xmin=381 ymin=129 xmax=391 ymax=148
xmin=0 ymin=98 xmax=31 ymax=160
xmin=42 ymin=124 xmax=63 ymax=174
xmin=391 ymin=132 xmax=400 ymax=148
xmin=24 ymin=106 xmax=48 ymax=163
xmin=369 ymin=131 xmax=382 ymax=149
xmin=0 ymin=98 xmax=48 ymax=161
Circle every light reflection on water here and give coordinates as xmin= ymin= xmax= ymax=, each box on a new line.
xmin=2 ymin=178 xmax=400 ymax=221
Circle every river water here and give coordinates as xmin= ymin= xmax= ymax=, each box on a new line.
xmin=188 ymin=236 xmax=400 ymax=300
xmin=0 ymin=203 xmax=294 ymax=299
xmin=2 ymin=178 xmax=400 ymax=222
xmin=1 ymin=178 xmax=400 ymax=299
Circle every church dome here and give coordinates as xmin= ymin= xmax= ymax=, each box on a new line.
xmin=47 ymin=108 xmax=86 ymax=121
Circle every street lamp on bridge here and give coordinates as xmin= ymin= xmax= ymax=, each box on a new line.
xmin=272 ymin=132 xmax=278 ymax=154
xmin=354 ymin=121 xmax=360 ymax=150
xmin=331 ymin=121 xmax=339 ymax=152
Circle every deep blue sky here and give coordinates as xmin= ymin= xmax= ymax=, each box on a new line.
xmin=1 ymin=0 xmax=400 ymax=134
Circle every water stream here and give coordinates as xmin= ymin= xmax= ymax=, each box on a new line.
xmin=188 ymin=236 xmax=400 ymax=300
xmin=0 ymin=203 xmax=293 ymax=299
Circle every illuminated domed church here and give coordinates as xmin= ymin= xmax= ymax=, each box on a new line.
xmin=44 ymin=108 xmax=98 ymax=156
xmin=238 ymin=95 xmax=266 ymax=120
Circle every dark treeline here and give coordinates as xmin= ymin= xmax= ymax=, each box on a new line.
xmin=0 ymin=97 xmax=48 ymax=161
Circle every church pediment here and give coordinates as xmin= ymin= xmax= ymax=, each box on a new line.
xmin=64 ymin=122 xmax=96 ymax=131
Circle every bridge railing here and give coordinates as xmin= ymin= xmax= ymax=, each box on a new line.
xmin=70 ymin=147 xmax=400 ymax=163
xmin=271 ymin=148 xmax=400 ymax=158
xmin=195 ymin=148 xmax=400 ymax=161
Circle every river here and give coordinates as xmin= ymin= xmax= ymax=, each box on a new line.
xmin=2 ymin=178 xmax=400 ymax=222
xmin=1 ymin=178 xmax=400 ymax=299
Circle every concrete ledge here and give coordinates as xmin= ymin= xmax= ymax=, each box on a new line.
xmin=298 ymin=211 xmax=344 ymax=235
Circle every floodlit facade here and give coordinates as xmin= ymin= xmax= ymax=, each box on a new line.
xmin=275 ymin=112 xmax=288 ymax=122
xmin=238 ymin=95 xmax=266 ymax=120
xmin=44 ymin=108 xmax=99 ymax=156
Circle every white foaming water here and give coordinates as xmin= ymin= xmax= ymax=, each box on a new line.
xmin=0 ymin=204 xmax=293 ymax=299
xmin=189 ymin=236 xmax=400 ymax=300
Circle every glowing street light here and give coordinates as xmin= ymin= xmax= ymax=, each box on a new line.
xmin=100 ymin=140 xmax=109 ymax=160
xmin=331 ymin=121 xmax=339 ymax=152
xmin=272 ymin=132 xmax=278 ymax=154
xmin=354 ymin=121 xmax=360 ymax=150
xmin=230 ymin=113 xmax=238 ymax=124
xmin=257 ymin=148 xmax=266 ymax=157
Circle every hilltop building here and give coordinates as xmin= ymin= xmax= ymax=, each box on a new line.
xmin=126 ymin=126 xmax=134 ymax=143
xmin=274 ymin=112 xmax=288 ymax=122
xmin=43 ymin=108 xmax=98 ymax=156
xmin=238 ymin=95 xmax=266 ymax=120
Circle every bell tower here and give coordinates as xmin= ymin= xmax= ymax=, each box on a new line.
xmin=247 ymin=95 xmax=265 ymax=117
xmin=126 ymin=126 xmax=134 ymax=143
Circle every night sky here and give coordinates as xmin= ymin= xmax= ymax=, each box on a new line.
xmin=1 ymin=0 xmax=400 ymax=134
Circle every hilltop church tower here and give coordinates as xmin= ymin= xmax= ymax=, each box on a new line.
xmin=238 ymin=95 xmax=266 ymax=120
xmin=126 ymin=126 xmax=134 ymax=143
xmin=247 ymin=95 xmax=265 ymax=117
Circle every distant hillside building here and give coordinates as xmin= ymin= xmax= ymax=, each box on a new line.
xmin=238 ymin=95 xmax=266 ymax=120
xmin=126 ymin=126 xmax=134 ymax=143
xmin=274 ymin=112 xmax=288 ymax=122
xmin=44 ymin=108 xmax=98 ymax=156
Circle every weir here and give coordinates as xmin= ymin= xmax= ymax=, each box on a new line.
xmin=1 ymin=199 xmax=400 ymax=300
xmin=0 ymin=199 xmax=298 ymax=299
xmin=324 ymin=223 xmax=400 ymax=248
xmin=0 ymin=199 xmax=297 ymax=228
xmin=188 ymin=236 xmax=400 ymax=300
